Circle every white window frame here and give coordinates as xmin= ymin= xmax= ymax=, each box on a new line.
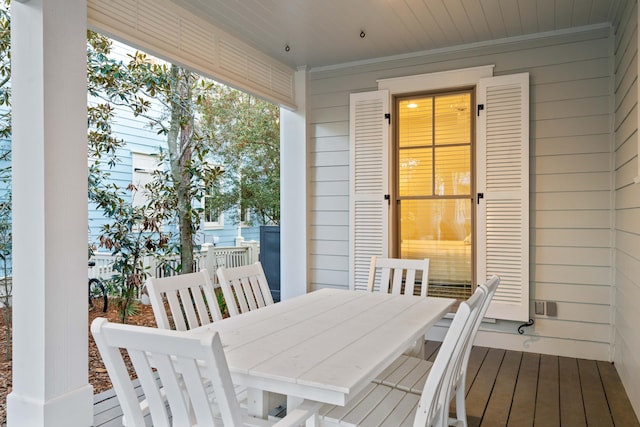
xmin=348 ymin=65 xmax=530 ymax=322
xmin=239 ymin=206 xmax=251 ymax=227
xmin=202 ymin=194 xmax=225 ymax=230
xmin=131 ymin=152 xmax=162 ymax=209
xmin=131 ymin=152 xmax=163 ymax=232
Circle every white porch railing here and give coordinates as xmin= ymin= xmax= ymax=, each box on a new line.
xmin=88 ymin=240 xmax=260 ymax=296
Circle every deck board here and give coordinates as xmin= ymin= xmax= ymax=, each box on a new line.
xmin=535 ymin=354 xmax=560 ymax=427
xmin=481 ymin=350 xmax=521 ymax=427
xmin=466 ymin=348 xmax=505 ymax=427
xmin=508 ymin=351 xmax=539 ymax=427
xmin=559 ymin=356 xmax=587 ymax=427
xmin=579 ymin=359 xmax=614 ymax=426
xmin=94 ymin=344 xmax=640 ymax=427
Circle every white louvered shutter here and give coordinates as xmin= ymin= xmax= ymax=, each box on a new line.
xmin=476 ymin=73 xmax=530 ymax=321
xmin=349 ymin=90 xmax=390 ymax=290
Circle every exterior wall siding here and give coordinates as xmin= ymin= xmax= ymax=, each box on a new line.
xmin=613 ymin=0 xmax=640 ymax=417
xmin=307 ymin=28 xmax=614 ymax=359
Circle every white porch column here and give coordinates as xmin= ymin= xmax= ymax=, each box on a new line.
xmin=280 ymin=67 xmax=308 ymax=299
xmin=8 ymin=1 xmax=91 ymax=426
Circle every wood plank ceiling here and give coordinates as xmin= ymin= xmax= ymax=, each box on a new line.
xmin=169 ymin=0 xmax=623 ymax=69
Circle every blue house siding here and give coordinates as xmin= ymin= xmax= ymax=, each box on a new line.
xmin=87 ymin=102 xmax=262 ymax=249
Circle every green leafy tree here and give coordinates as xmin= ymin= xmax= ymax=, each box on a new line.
xmin=199 ymin=85 xmax=280 ymax=226
xmin=87 ymin=34 xmax=223 ymax=320
xmin=87 ymin=32 xmax=172 ymax=322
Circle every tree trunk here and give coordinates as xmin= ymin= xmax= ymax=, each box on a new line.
xmin=167 ymin=65 xmax=195 ymax=274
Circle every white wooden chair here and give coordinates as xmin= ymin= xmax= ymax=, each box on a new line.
xmin=144 ymin=269 xmax=254 ymax=418
xmin=318 ymin=286 xmax=485 ymax=427
xmin=372 ymin=275 xmax=500 ymax=427
xmin=447 ymin=274 xmax=500 ymax=427
xmin=368 ymin=256 xmax=431 ymax=356
xmin=145 ymin=268 xmax=223 ymax=331
xmin=216 ymin=262 xmax=274 ymax=316
xmin=367 ymin=256 xmax=430 ymax=297
xmin=91 ymin=317 xmax=321 ymax=427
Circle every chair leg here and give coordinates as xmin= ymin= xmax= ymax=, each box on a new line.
xmin=454 ymin=384 xmax=467 ymax=427
xmin=404 ymin=338 xmax=425 ymax=358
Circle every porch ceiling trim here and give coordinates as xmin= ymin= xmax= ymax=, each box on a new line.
xmin=87 ymin=0 xmax=297 ymax=109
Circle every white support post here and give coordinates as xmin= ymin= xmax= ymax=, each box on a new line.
xmin=280 ymin=68 xmax=308 ymax=300
xmin=7 ymin=1 xmax=92 ymax=426
xmin=201 ymin=242 xmax=218 ymax=283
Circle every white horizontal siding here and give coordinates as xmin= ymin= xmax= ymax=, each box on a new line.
xmin=535 ymin=153 xmax=610 ymax=174
xmin=616 ymin=134 xmax=638 ymax=169
xmin=472 ymin=330 xmax=610 ymax=361
xmin=534 ymin=247 xmax=611 ymax=266
xmin=309 ymin=268 xmax=349 ymax=287
xmin=535 ymin=264 xmax=610 ymax=285
xmin=534 ymin=115 xmax=610 ymax=138
xmin=534 ymin=95 xmax=610 ymax=120
xmin=535 ymin=282 xmax=612 ymax=304
xmin=535 ymin=228 xmax=611 ymax=247
xmin=616 ymin=180 xmax=640 ymax=208
xmin=311 ymin=136 xmax=349 ymax=153
xmin=311 ymin=181 xmax=349 ymax=197
xmin=536 ymin=173 xmax=611 ymax=192
xmin=312 ymin=196 xmax=348 ymax=211
xmin=310 ymin=225 xmax=349 ymax=241
xmin=535 ymin=210 xmax=611 ymax=228
xmin=536 ymin=134 xmax=612 ymax=156
xmin=311 ymin=240 xmax=349 ymax=256
xmin=313 ymin=254 xmax=349 ymax=271
xmin=616 ymin=274 xmax=640 ymax=356
xmin=533 ymin=77 xmax=610 ymax=102
xmin=313 ymin=151 xmax=348 ymax=167
xmin=307 ymin=27 xmax=616 ymax=361
xmin=310 ymin=164 xmax=349 ymax=180
xmin=535 ymin=191 xmax=610 ymax=210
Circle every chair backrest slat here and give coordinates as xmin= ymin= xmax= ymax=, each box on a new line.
xmin=217 ymin=262 xmax=274 ymax=316
xmin=368 ymin=256 xmax=430 ymax=297
xmin=145 ymin=268 xmax=223 ymax=331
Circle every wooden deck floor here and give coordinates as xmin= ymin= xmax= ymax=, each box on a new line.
xmin=94 ymin=343 xmax=640 ymax=427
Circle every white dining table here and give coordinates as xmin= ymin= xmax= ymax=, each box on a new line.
xmin=189 ymin=288 xmax=455 ymax=417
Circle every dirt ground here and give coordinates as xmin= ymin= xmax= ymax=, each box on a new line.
xmin=0 ymin=300 xmax=158 ymax=425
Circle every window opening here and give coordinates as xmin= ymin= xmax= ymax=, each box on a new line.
xmin=395 ymin=90 xmax=474 ymax=299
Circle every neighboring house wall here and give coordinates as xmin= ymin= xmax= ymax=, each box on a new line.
xmin=613 ymin=0 xmax=640 ymax=416
xmin=307 ymin=28 xmax=614 ymax=360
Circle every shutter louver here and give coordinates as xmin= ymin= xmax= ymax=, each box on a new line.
xmin=350 ymin=91 xmax=389 ymax=291
xmin=87 ymin=0 xmax=296 ymax=108
xmin=477 ymin=73 xmax=529 ymax=322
